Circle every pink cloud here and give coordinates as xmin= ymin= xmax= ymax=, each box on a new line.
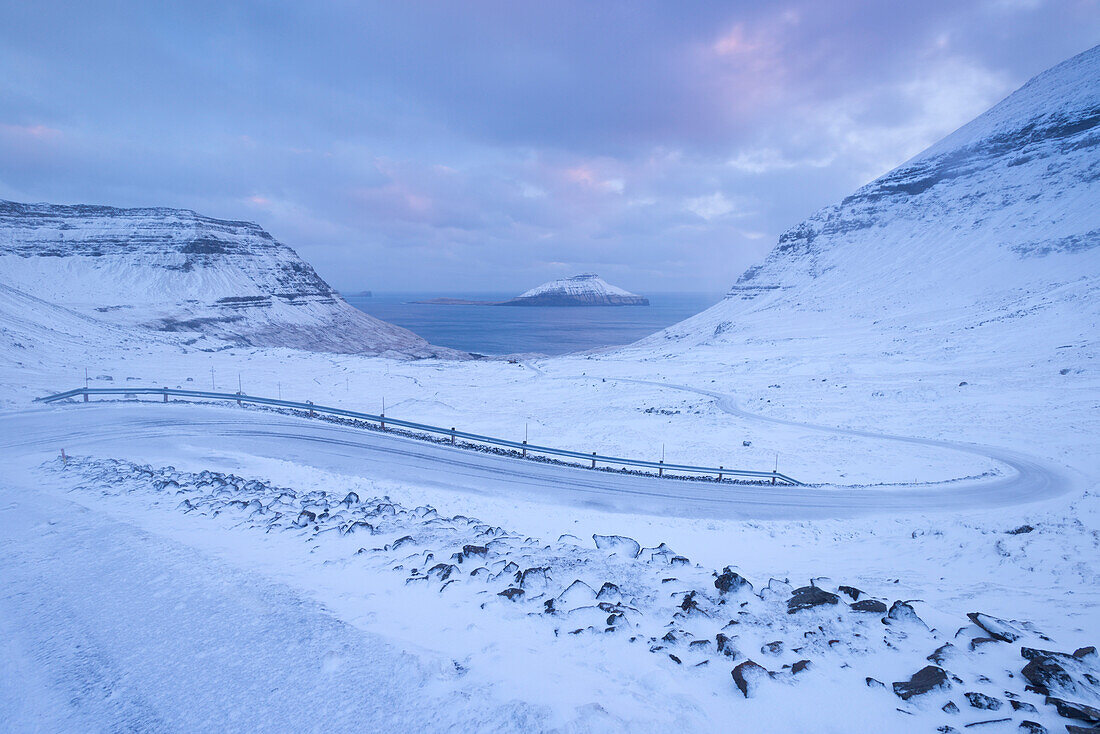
xmin=0 ymin=123 xmax=62 ymax=141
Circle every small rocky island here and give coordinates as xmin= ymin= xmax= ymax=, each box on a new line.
xmin=501 ymin=273 xmax=649 ymax=306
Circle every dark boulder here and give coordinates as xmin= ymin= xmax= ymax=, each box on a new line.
xmin=714 ymin=567 xmax=753 ymax=595
xmin=893 ymin=666 xmax=950 ymax=700
xmin=942 ymin=700 xmax=959 ymax=713
xmin=731 ymin=660 xmax=770 ymax=697
xmin=851 ymin=599 xmax=887 ymax=613
xmin=1010 ymin=700 xmax=1037 ymax=713
xmin=1018 ymin=723 xmax=1046 ymax=734
xmin=787 ymin=586 xmax=840 ymax=613
xmin=1044 ymin=696 xmax=1100 ymax=723
xmin=497 ymin=587 xmax=524 ymax=600
xmin=791 ymin=659 xmax=811 ymax=675
xmin=866 ymin=677 xmax=885 ymax=689
xmin=838 ymin=585 xmax=864 ymax=600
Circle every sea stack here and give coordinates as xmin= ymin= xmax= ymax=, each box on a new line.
xmin=501 ymin=274 xmax=649 ymax=306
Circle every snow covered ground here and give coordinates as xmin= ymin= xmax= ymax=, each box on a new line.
xmin=2 ymin=43 xmax=1098 ymax=734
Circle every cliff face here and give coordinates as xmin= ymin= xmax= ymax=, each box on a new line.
xmin=0 ymin=201 xmax=464 ymax=358
xmin=634 ymin=45 xmax=1100 ymax=368
xmin=503 ymin=274 xmax=649 ymax=306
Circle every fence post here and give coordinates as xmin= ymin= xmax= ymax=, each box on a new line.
xmin=163 ymin=388 xmax=168 ymax=403
xmin=591 ymin=452 xmax=596 ymax=468
xmin=771 ymin=470 xmax=776 ymax=485
xmin=380 ymin=413 xmax=385 ymax=430
xmin=522 ymin=440 xmax=527 ymax=458
xmin=83 ymin=390 xmax=89 ymax=402
xmin=658 ymin=460 xmax=663 ymax=477
xmin=236 ymin=391 xmax=241 ymax=406
xmin=307 ymin=400 xmax=314 ymax=418
xmin=451 ymin=428 xmax=455 ymax=445
xmin=718 ymin=466 xmax=723 ymax=482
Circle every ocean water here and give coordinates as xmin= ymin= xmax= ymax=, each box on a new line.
xmin=343 ymin=292 xmax=723 ymax=356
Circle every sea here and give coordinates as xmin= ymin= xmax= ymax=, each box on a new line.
xmin=343 ymin=292 xmax=724 ymax=356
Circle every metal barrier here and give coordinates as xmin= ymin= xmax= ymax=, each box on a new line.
xmin=36 ymin=386 xmax=803 ymax=485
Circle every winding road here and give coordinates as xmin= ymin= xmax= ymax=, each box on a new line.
xmin=0 ymin=385 xmax=1071 ymax=520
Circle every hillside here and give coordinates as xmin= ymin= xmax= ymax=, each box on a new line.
xmin=0 ymin=201 xmax=463 ymax=358
xmin=634 ymin=45 xmax=1099 ymax=372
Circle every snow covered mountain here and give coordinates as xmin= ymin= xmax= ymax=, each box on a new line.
xmin=637 ymin=45 xmax=1099 ymax=370
xmin=504 ymin=273 xmax=649 ymax=306
xmin=0 ymin=201 xmax=463 ymax=358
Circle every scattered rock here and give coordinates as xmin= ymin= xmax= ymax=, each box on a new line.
xmin=965 ymin=692 xmax=1003 ymax=710
xmin=969 ymin=637 xmax=1000 ymax=651
xmin=341 ymin=491 xmax=359 ymax=506
xmin=680 ymin=591 xmax=702 ymax=614
xmin=851 ymin=599 xmax=888 ymax=613
xmin=731 ymin=660 xmax=770 ymax=697
xmin=787 ymin=586 xmax=840 ymax=613
xmin=962 ymin=720 xmax=1010 ymax=728
xmin=716 ymin=633 xmax=739 ymax=659
xmin=1018 ymin=722 xmax=1046 ymax=733
xmin=1010 ymin=700 xmax=1037 ymax=713
xmin=943 ymin=701 xmax=959 ymax=713
xmin=1020 ymin=647 xmax=1097 ymax=698
xmin=791 ymin=659 xmax=811 ymax=675
xmin=893 ymin=666 xmax=950 ymax=700
xmin=668 ymin=654 xmax=682 ymax=665
xmin=592 ymin=534 xmax=641 ymax=558
xmin=760 ymin=641 xmax=783 ymax=656
xmin=595 ymin=582 xmax=622 ymax=603
xmin=498 ymin=587 xmax=524 ymax=601
xmin=461 ymin=544 xmax=488 ymax=559
xmin=556 ymin=580 xmax=597 ymax=610
xmin=884 ymin=601 xmax=927 ymax=628
xmin=929 ymin=644 xmax=957 ymax=665
xmin=1007 ymin=524 xmax=1034 ymax=535
xmin=866 ymin=677 xmax=886 ymax=689
xmin=968 ymin=612 xmax=1022 ymax=642
xmin=838 ymin=585 xmax=864 ymax=600
xmin=1075 ymin=647 xmax=1097 ymax=660
xmin=714 ymin=567 xmax=753 ymax=595
xmin=1044 ymin=696 xmax=1100 ymax=723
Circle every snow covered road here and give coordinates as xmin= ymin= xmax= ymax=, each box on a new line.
xmin=0 ymin=399 xmax=1071 ymax=520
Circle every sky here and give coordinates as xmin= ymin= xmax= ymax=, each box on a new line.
xmin=1 ymin=2 xmax=1097 ymax=294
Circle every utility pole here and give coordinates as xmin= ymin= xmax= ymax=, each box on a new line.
xmin=210 ymin=366 xmax=215 ymax=390
xmin=238 ymin=373 xmax=242 ymax=394
xmin=277 ymin=382 xmax=281 ymax=399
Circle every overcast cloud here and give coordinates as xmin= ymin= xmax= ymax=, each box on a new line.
xmin=1 ymin=1 xmax=1097 ymax=293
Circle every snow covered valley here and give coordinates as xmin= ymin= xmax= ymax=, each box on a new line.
xmin=2 ymin=43 xmax=1099 ymax=734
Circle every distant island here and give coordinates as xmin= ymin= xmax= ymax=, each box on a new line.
xmin=343 ymin=290 xmax=372 ymax=298
xmin=414 ymin=274 xmax=649 ymax=307
xmin=501 ymin=274 xmax=649 ymax=306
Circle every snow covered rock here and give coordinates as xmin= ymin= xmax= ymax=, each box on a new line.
xmin=501 ymin=274 xmax=649 ymax=306
xmin=0 ymin=200 xmax=464 ymax=357
xmin=893 ymin=665 xmax=951 ymax=700
xmin=592 ymin=534 xmax=641 ymax=557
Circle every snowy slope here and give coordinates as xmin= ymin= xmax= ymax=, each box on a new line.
xmin=637 ymin=44 xmax=1100 ymax=369
xmin=0 ymin=201 xmax=463 ymax=358
xmin=505 ymin=273 xmax=649 ymax=306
